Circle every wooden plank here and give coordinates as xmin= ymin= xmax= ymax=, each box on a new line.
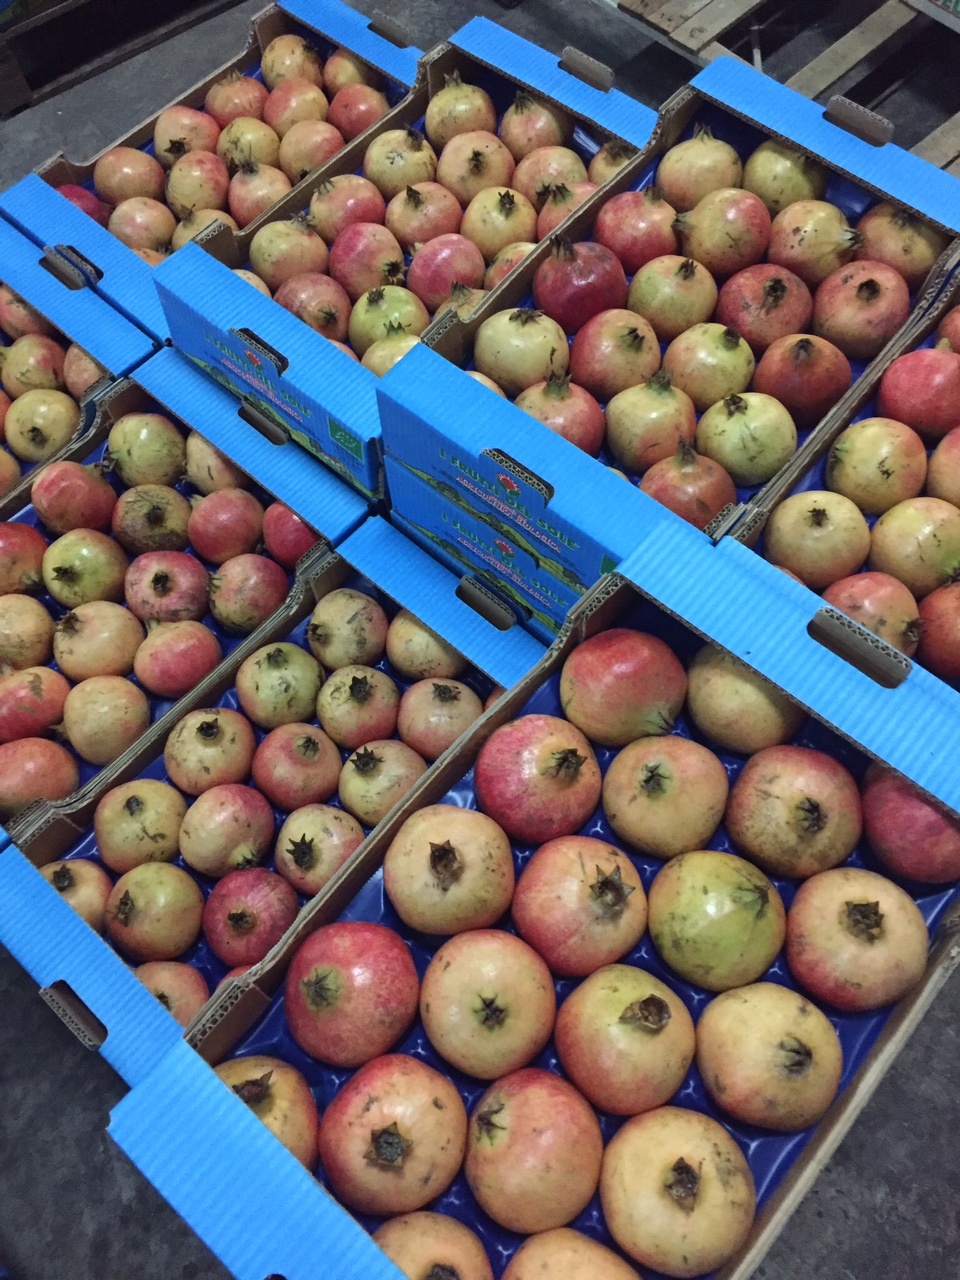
xmin=616 ymin=0 xmax=675 ymax=19
xmin=699 ymin=39 xmax=751 ymax=63
xmin=672 ymin=0 xmax=766 ymax=50
xmin=912 ymin=110 xmax=960 ymax=167
xmin=636 ymin=0 xmax=715 ymax=35
xmin=785 ymin=0 xmax=917 ymax=98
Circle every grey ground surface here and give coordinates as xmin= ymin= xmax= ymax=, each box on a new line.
xmin=1 ymin=2 xmax=960 ymax=1277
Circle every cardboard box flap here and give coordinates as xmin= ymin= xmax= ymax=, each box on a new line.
xmin=0 ymin=215 xmax=157 ymax=374
xmin=134 ymin=347 xmax=369 ymax=545
xmin=281 ymin=0 xmax=421 ymax=84
xmin=109 ymin=1038 xmax=404 ymax=1280
xmin=692 ymin=58 xmax=960 ymax=233
xmin=450 ymin=16 xmax=657 ymax=147
xmin=154 ymin=244 xmax=383 ymax=494
xmin=0 ymin=847 xmax=183 ymax=1086
xmin=339 ymin=515 xmax=547 ymax=687
xmin=0 ymin=175 xmax=171 ymax=345
xmin=619 ymin=523 xmax=960 ymax=813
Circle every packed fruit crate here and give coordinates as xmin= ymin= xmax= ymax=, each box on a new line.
xmin=95 ymin=561 xmax=960 ymax=1280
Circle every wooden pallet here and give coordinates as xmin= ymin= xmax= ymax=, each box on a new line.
xmin=616 ymin=0 xmax=763 ymax=63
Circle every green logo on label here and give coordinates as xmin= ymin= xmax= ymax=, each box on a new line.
xmin=328 ymin=417 xmax=363 ymax=462
xmin=601 ymin=554 xmax=618 ymax=575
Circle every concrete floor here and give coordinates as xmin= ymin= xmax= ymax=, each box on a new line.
xmin=2 ymin=2 xmax=960 ymax=1277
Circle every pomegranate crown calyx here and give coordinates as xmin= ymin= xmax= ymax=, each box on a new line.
xmin=301 ymin=967 xmax=339 ymax=1008
xmin=365 ymin=1121 xmax=413 ymax=1170
xmin=796 ymin=796 xmax=827 ymax=833
xmin=724 ymin=394 xmax=748 ymax=416
xmin=429 ymin=840 xmax=463 ymax=891
xmin=675 ymin=438 xmax=699 ymax=466
xmin=286 ymin=834 xmax=316 ymax=869
xmin=404 ymin=127 xmax=426 ymax=150
xmin=297 ymin=733 xmax=321 ymax=759
xmin=602 ymin=139 xmax=637 ymax=162
xmin=51 ymin=865 xmax=75 ymax=892
xmin=114 ymin=889 xmax=136 ymax=926
xmin=509 ymin=307 xmax=545 ymax=326
xmin=856 ymin=278 xmax=882 ymax=303
xmin=677 ymin=258 xmax=699 ymax=280
xmin=196 ymin=717 xmax=222 ymax=741
xmin=590 ymin=862 xmax=635 ymax=918
xmin=779 ymin=1035 xmax=813 ymax=1075
xmin=348 ymin=674 xmax=373 ymax=703
xmin=467 ymin=148 xmax=487 ymax=175
xmin=511 ymin=87 xmax=536 ymax=112
xmin=720 ymin=326 xmax=743 ymax=349
xmin=761 ymin=276 xmax=789 ymax=309
xmin=544 ymin=371 xmax=572 ymax=397
xmin=648 ymin=368 xmax=674 ymax=393
xmin=620 ymin=993 xmax=671 ymax=1032
xmin=227 ymin=908 xmax=256 ymax=934
xmin=475 ymin=1099 xmax=507 ymax=1142
xmin=547 ymin=746 xmax=587 ymax=780
xmin=665 ymin=1157 xmax=701 ymax=1212
xmin=541 ymin=181 xmax=571 ymax=205
xmin=549 ymin=234 xmax=576 ymax=262
xmin=497 ymin=189 xmax=517 ymax=215
xmin=432 ymin=682 xmax=460 ymax=703
xmin=124 ymin=794 xmax=144 ymax=816
xmin=233 ymin=1070 xmax=274 ymax=1108
xmin=443 ymin=70 xmax=464 ymax=91
xmin=351 ymin=745 xmax=382 ymax=775
xmin=366 ymin=286 xmax=386 ymax=306
xmin=404 ymin=184 xmax=425 ymax=208
xmin=264 ymin=646 xmax=289 ymax=669
xmin=845 ymin=899 xmax=884 ymax=941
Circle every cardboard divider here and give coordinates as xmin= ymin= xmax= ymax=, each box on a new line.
xmin=0 ymin=0 xmax=422 ymax=344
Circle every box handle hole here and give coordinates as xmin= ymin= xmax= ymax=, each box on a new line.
xmin=559 ymin=46 xmax=614 ymax=92
xmin=479 ymin=449 xmax=554 ymax=504
xmin=39 ymin=243 xmax=103 ymax=290
xmin=38 ymin=980 xmax=107 ymax=1049
xmin=823 ymin=96 xmax=893 ymax=147
xmin=229 ymin=328 xmax=289 ymax=375
xmin=368 ymin=11 xmax=410 ymax=47
xmin=455 ymin=576 xmax=520 ymax=630
xmin=238 ymin=398 xmax=289 ymax=444
xmin=807 ymin=607 xmax=910 ymax=688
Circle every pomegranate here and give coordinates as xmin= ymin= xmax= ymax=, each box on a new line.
xmin=512 ymin=145 xmax=588 ymax=211
xmin=685 ymin=643 xmax=806 ymax=753
xmin=385 ymin=181 xmax=462 ymax=250
xmin=655 ymin=129 xmax=742 ymax=212
xmin=124 ymin=550 xmax=209 ymax=623
xmin=787 ymin=866 xmax=928 ymax=1010
xmin=588 ymin=140 xmax=638 ymax=186
xmin=826 ymin=416 xmax=926 ymax=514
xmin=108 ymin=412 xmax=185 ymax=487
xmin=307 ymin=587 xmax=387 ymax=669
xmin=274 ymin=803 xmax=363 ymax=894
xmin=361 ymin=330 xmax=420 ymax=375
xmin=406 ymin=234 xmax=485 ymax=311
xmin=726 ymin=743 xmax=862 ymax=878
xmin=649 ymin=850 xmax=786 ymax=989
xmin=918 ymin=581 xmax=960 ymax=678
xmin=514 ymin=375 xmax=605 ymax=455
xmin=236 ymin=642 xmax=321 ymax=729
xmin=533 ymin=238 xmax=627 ymax=334
xmin=261 ymin=502 xmax=317 ymax=569
xmin=383 ymin=804 xmax=515 ymax=934
xmin=870 ymin=496 xmax=960 ymax=597
xmin=465 ymin=1068 xmax=602 ymax=1233
xmin=338 ymin=739 xmax=427 ymax=827
xmin=927 ymin=427 xmax=960 ymax=505
xmin=209 ymin=553 xmax=288 ymax=632
xmin=513 ymin=834 xmax=647 ymax=976
xmin=324 ymin=47 xmax=382 ymax=95
xmin=0 ymin=595 xmax=53 ymax=668
xmin=104 ymin=863 xmax=204 ymax=961
xmin=213 ymin=1055 xmax=318 ymax=1169
xmin=769 ymin=199 xmax=860 ymax=287
xmin=475 ymin=714 xmax=601 ymax=844
xmin=936 ymin=306 xmax=960 ymax=353
xmin=228 ymin=162 xmax=291 ymax=228
xmin=277 ymin=119 xmax=344 ymax=183
xmin=111 ymin=484 xmax=191 ymax=554
xmin=31 ymin=460 xmax=116 ymax=534
xmin=484 ymin=240 xmax=536 ymax=289
xmin=0 ymin=450 xmax=18 ymax=497
xmin=0 ymin=523 xmax=48 ymax=595
xmin=386 ymin=607 xmax=466 ymax=679
xmin=555 ymin=964 xmax=695 ymax=1116
xmin=716 ymin=263 xmax=813 ymax=353
xmin=178 ymin=784 xmax=274 ymax=877
xmin=93 ymin=146 xmax=165 ymax=204
xmin=467 ymin=370 xmax=505 ymax=396
xmin=374 ymin=1214 xmax=493 ymax=1280
xmin=753 ymin=333 xmax=852 ymax=426
xmin=53 ymin=600 xmax=144 ymax=680
xmin=94 ymin=778 xmax=186 ymax=873
xmin=57 ymin=183 xmax=111 ymax=227
xmin=0 ymin=737 xmax=79 ymax=816
xmin=561 ymin=628 xmax=687 ymax=745
xmin=107 ymin=197 xmax=175 ymax=251
xmin=216 ymin=117 xmax=280 ymax=172
xmin=696 ymin=391 xmax=797 ymax=486
xmin=594 ymin=188 xmax=677 ymax=273
xmin=4 ymin=390 xmax=80 ymax=462
xmin=857 ymin=201 xmax=949 ymax=291
xmin=742 ymin=139 xmax=828 ymax=215
xmin=329 ymin=219 xmax=407 ymax=300
xmin=135 ymin=961 xmax=209 ymax=1027
xmin=436 ymin=130 xmax=516 ymax=206
xmin=327 ymin=84 xmax=390 ymax=141
xmin=308 ymin=174 xmax=386 ymax=242
xmin=263 ymin=77 xmax=328 ymax=138
xmin=473 ymin=307 xmax=568 ymax=396
xmin=605 ymin=371 xmax=697 ymax=474
xmin=348 ymin=285 xmax=429 ymax=354
xmin=249 ymin=217 xmax=328 ymax=291
xmin=535 ymin=180 xmax=597 ymax=239
xmin=824 ymin=572 xmax=921 ymax=657
xmin=273 ymin=271 xmax=350 ymax=341
xmin=133 ymin=620 xmax=222 ymax=698
xmin=40 ymin=859 xmax=112 ymax=932
xmin=863 ymin=763 xmax=960 ymax=882
xmin=461 ymin=187 xmax=537 ymax=262
xmin=764 ymin=491 xmax=870 ymax=590
xmin=363 ymin=128 xmax=437 ymax=199
xmin=204 ymin=74 xmax=269 ymax=128
xmin=640 ymin=441 xmax=737 ymax=528
xmin=0 ymin=666 xmax=70 ymax=743
xmin=63 ymin=344 xmax=107 ymax=399
xmin=165 ymin=152 xmax=230 ymax=221
xmin=628 ymin=254 xmax=718 ymax=341
xmin=601 ymin=1106 xmax=756 ymax=1278
xmin=567 ymin=308 xmax=660 ymax=403
xmin=674 ymin=186 xmax=771 ymax=277
xmin=153 ymin=104 xmax=220 ymax=167
xmin=261 ymin=33 xmax=323 ymax=90
xmin=319 ymin=1054 xmax=466 ymax=1214
xmin=421 ymin=930 xmax=555 ymax=1079
xmin=396 ymin=677 xmax=483 ymax=760
xmin=164 ymin=706 xmax=256 ymax=794
xmin=62 ymin=675 xmax=150 ymax=764
xmin=42 ymin=529 xmax=129 ymax=608
xmin=187 ymin=488 xmax=263 ymax=563
xmin=203 ymin=867 xmax=298 ymax=965
xmin=813 ymin=260 xmax=911 ymax=360
xmin=2 ymin=333 xmax=66 ymax=396
xmin=425 ymin=72 xmax=497 ymax=149
xmin=252 ymin=723 xmax=340 ymax=811
xmin=663 ymin=323 xmax=755 ymax=412
xmin=877 ymin=346 xmax=960 ymax=440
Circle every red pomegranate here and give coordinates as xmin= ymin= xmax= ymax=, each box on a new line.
xmin=532 ymin=239 xmax=628 ymax=334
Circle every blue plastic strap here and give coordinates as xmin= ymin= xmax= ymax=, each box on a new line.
xmin=450 ymin=16 xmax=657 ymax=147
xmin=339 ymin=515 xmax=546 ymax=687
xmin=0 ymin=213 xmax=158 ymax=373
xmin=280 ymin=0 xmax=421 ymax=84
xmin=0 ymin=847 xmax=183 ymax=1085
xmin=110 ymin=1038 xmax=404 ymax=1280
xmin=619 ymin=523 xmax=960 ymax=813
xmin=0 ymin=176 xmax=171 ymax=345
xmin=134 ymin=347 xmax=370 ymax=544
xmin=693 ymin=58 xmax=960 ymax=232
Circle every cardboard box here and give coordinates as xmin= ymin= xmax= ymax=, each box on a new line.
xmin=150 ymin=19 xmax=658 ymax=497
xmin=383 ymin=56 xmax=960 ymax=583
xmin=100 ymin=557 xmax=960 ymax=1280
xmin=0 ymin=0 xmax=422 ymax=345
xmin=0 ymin=516 xmax=545 ymax=1087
